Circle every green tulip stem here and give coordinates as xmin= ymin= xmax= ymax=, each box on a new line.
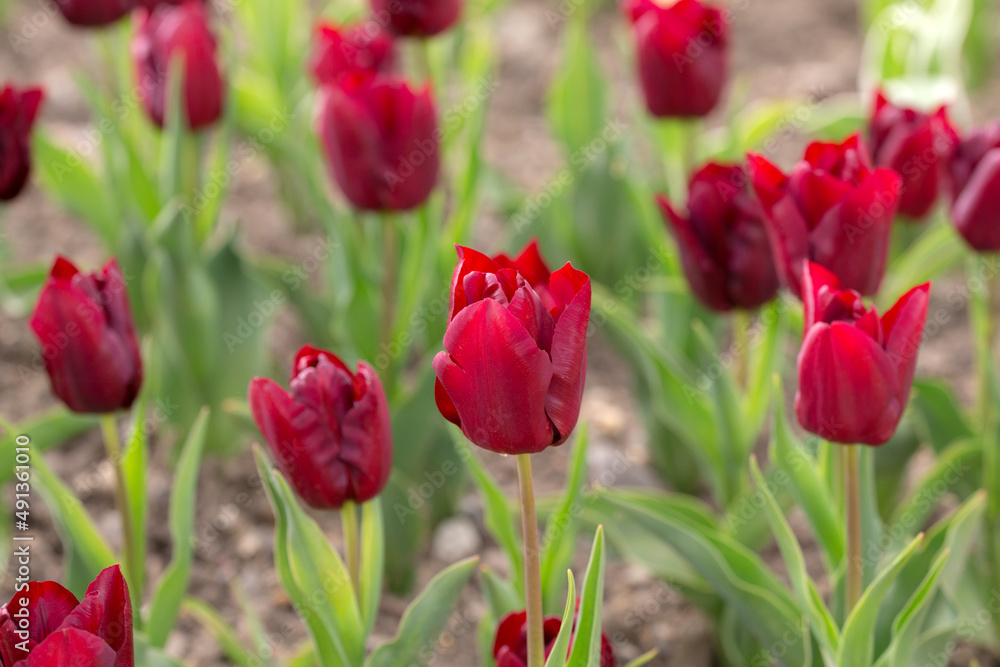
xmin=99 ymin=414 xmax=139 ymax=606
xmin=516 ymin=454 xmax=545 ymax=667
xmin=977 ymin=264 xmax=1000 ymax=636
xmin=341 ymin=501 xmax=362 ymax=602
xmin=733 ymin=310 xmax=750 ymax=389
xmin=843 ymin=444 xmax=862 ymax=614
xmin=381 ymin=214 xmax=398 ymax=357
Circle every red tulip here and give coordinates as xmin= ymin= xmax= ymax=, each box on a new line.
xmin=434 ymin=242 xmax=591 ymax=455
xmin=371 ymin=0 xmax=462 ymax=37
xmin=0 ymin=84 xmax=43 ymax=202
xmin=131 ymin=2 xmax=225 ymax=130
xmin=869 ymin=91 xmax=957 ymax=221
xmin=248 ymin=345 xmax=393 ymax=510
xmin=0 ymin=565 xmax=133 ymax=667
xmin=796 ymin=262 xmax=929 ymax=446
xmin=658 ymin=162 xmax=779 ymax=311
xmin=748 ymin=135 xmax=901 ymax=297
xmin=946 ymin=123 xmax=1000 ymax=251
xmin=53 ymin=0 xmax=130 ymax=26
xmin=310 ymin=22 xmax=396 ymax=86
xmin=315 ymin=73 xmax=439 ymax=211
xmin=624 ymin=0 xmax=728 ymax=118
xmin=29 ymin=257 xmax=143 ymax=414
xmin=493 ymin=609 xmax=615 ymax=667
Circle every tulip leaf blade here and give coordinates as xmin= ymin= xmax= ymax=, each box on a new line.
xmin=182 ymin=597 xmax=257 ymax=667
xmin=540 ymin=426 xmax=589 ymax=614
xmin=568 ymin=526 xmax=606 ymax=667
xmin=544 ymin=571 xmax=577 ymax=667
xmin=481 ymin=565 xmax=521 ymax=620
xmin=0 ymin=409 xmax=98 ymax=484
xmin=148 ymin=407 xmax=209 ymax=647
xmin=360 ymin=498 xmax=386 ymax=639
xmin=885 ymin=547 xmax=950 ymax=667
xmin=365 ymin=556 xmax=479 ymax=667
xmin=547 ymin=10 xmax=607 ymax=156
xmin=123 ymin=398 xmax=150 ymax=613
xmin=622 ymin=650 xmax=659 ymax=667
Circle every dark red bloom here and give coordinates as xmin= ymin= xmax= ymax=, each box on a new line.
xmin=624 ymin=0 xmax=728 ymax=118
xmin=29 ymin=257 xmax=143 ymax=414
xmin=748 ymin=135 xmax=901 ymax=297
xmin=309 ymin=22 xmax=396 ymax=86
xmin=249 ymin=345 xmax=393 ymax=510
xmin=0 ymin=565 xmax=134 ymax=667
xmin=493 ymin=610 xmax=614 ymax=667
xmin=434 ymin=242 xmax=590 ymax=455
xmin=315 ymin=73 xmax=439 ymax=211
xmin=796 ymin=262 xmax=929 ymax=446
xmin=53 ymin=0 xmax=130 ymax=26
xmin=370 ymin=0 xmax=462 ymax=37
xmin=658 ymin=162 xmax=779 ymax=311
xmin=946 ymin=123 xmax=1000 ymax=251
xmin=869 ymin=91 xmax=957 ymax=221
xmin=132 ymin=0 xmax=205 ymax=7
xmin=0 ymin=84 xmax=43 ymax=202
xmin=131 ymin=2 xmax=225 ymax=130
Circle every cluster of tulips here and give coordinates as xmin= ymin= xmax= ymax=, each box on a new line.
xmin=3 ymin=0 xmax=1000 ymax=664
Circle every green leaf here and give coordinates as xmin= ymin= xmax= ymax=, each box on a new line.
xmin=622 ymin=650 xmax=659 ymax=667
xmin=889 ymin=440 xmax=981 ymax=532
xmin=360 ymin=498 xmax=385 ymax=638
xmin=122 ymin=400 xmax=149 ymax=610
xmin=182 ymin=598 xmax=256 ymax=667
xmin=366 ymin=557 xmax=479 ymax=667
xmin=886 ymin=548 xmax=950 ymax=667
xmin=910 ymin=379 xmax=974 ymax=452
xmin=568 ymin=527 xmax=606 ymax=667
xmin=547 ymin=15 xmax=606 ymax=155
xmin=879 ymin=222 xmax=966 ymax=309
xmin=0 ymin=410 xmax=98 ymax=484
xmin=544 ymin=571 xmax=576 ymax=667
xmin=481 ymin=566 xmax=522 ymax=619
xmin=148 ymin=408 xmax=209 ymax=647
xmin=541 ymin=427 xmax=589 ymax=614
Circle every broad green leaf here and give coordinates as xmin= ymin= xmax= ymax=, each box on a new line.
xmin=910 ymin=379 xmax=974 ymax=452
xmin=541 ymin=427 xmax=589 ymax=614
xmin=481 ymin=566 xmax=521 ymax=619
xmin=547 ymin=14 xmax=606 ymax=155
xmin=889 ymin=440 xmax=981 ymax=531
xmin=568 ymin=527 xmax=606 ymax=667
xmin=360 ymin=498 xmax=385 ymax=638
xmin=886 ymin=548 xmax=950 ymax=667
xmin=544 ymin=571 xmax=577 ymax=667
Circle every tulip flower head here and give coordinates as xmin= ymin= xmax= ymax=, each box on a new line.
xmin=53 ymin=0 xmax=131 ymax=27
xmin=370 ymin=0 xmax=462 ymax=37
xmin=434 ymin=242 xmax=591 ymax=455
xmin=309 ymin=22 xmax=397 ymax=86
xmin=796 ymin=262 xmax=929 ymax=446
xmin=0 ymin=565 xmax=133 ymax=667
xmin=624 ymin=0 xmax=729 ymax=118
xmin=869 ymin=91 xmax=957 ymax=221
xmin=658 ymin=162 xmax=779 ymax=311
xmin=131 ymin=1 xmax=225 ymax=130
xmin=249 ymin=345 xmax=393 ymax=510
xmin=493 ymin=609 xmax=615 ymax=667
xmin=30 ymin=257 xmax=143 ymax=414
xmin=947 ymin=123 xmax=1000 ymax=252
xmin=0 ymin=84 xmax=43 ymax=202
xmin=749 ymin=135 xmax=902 ymax=297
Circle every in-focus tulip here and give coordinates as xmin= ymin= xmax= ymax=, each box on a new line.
xmin=371 ymin=0 xmax=462 ymax=37
xmin=53 ymin=0 xmax=130 ymax=26
xmin=316 ymin=73 xmax=439 ymax=211
xmin=310 ymin=22 xmax=396 ymax=86
xmin=658 ymin=162 xmax=779 ymax=311
xmin=946 ymin=123 xmax=1000 ymax=251
xmin=131 ymin=2 xmax=225 ymax=130
xmin=869 ymin=91 xmax=956 ymax=221
xmin=493 ymin=609 xmax=615 ymax=667
xmin=796 ymin=262 xmax=929 ymax=446
xmin=434 ymin=242 xmax=591 ymax=455
xmin=0 ymin=565 xmax=134 ymax=667
xmin=624 ymin=0 xmax=728 ymax=118
xmin=29 ymin=257 xmax=143 ymax=414
xmin=249 ymin=345 xmax=393 ymax=510
xmin=0 ymin=84 xmax=43 ymax=202
xmin=748 ymin=135 xmax=902 ymax=297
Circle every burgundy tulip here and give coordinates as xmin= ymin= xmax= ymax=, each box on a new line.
xmin=493 ymin=609 xmax=615 ymax=667
xmin=796 ymin=262 xmax=929 ymax=446
xmin=434 ymin=242 xmax=591 ymax=455
xmin=248 ymin=345 xmax=393 ymax=510
xmin=315 ymin=73 xmax=439 ymax=211
xmin=748 ymin=135 xmax=902 ymax=297
xmin=371 ymin=0 xmax=462 ymax=37
xmin=53 ymin=0 xmax=130 ymax=26
xmin=131 ymin=1 xmax=225 ymax=130
xmin=0 ymin=565 xmax=134 ymax=667
xmin=869 ymin=91 xmax=957 ymax=221
xmin=945 ymin=123 xmax=1000 ymax=251
xmin=310 ymin=22 xmax=396 ymax=86
xmin=624 ymin=0 xmax=728 ymax=118
xmin=658 ymin=162 xmax=779 ymax=311
xmin=132 ymin=0 xmax=205 ymax=7
xmin=0 ymin=84 xmax=43 ymax=202
xmin=29 ymin=257 xmax=143 ymax=414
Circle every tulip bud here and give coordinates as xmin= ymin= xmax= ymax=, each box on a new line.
xmin=749 ymin=135 xmax=901 ymax=297
xmin=946 ymin=123 xmax=1000 ymax=251
xmin=658 ymin=162 xmax=779 ymax=311
xmin=53 ymin=0 xmax=131 ymax=27
xmin=434 ymin=242 xmax=591 ymax=455
xmin=248 ymin=345 xmax=393 ymax=510
xmin=315 ymin=73 xmax=439 ymax=211
xmin=868 ymin=91 xmax=957 ymax=221
xmin=0 ymin=84 xmax=43 ymax=202
xmin=493 ymin=609 xmax=615 ymax=667
xmin=370 ymin=0 xmax=462 ymax=37
xmin=310 ymin=22 xmax=397 ymax=86
xmin=30 ymin=257 xmax=143 ymax=414
xmin=131 ymin=2 xmax=225 ymax=130
xmin=624 ymin=0 xmax=728 ymax=118
xmin=0 ymin=565 xmax=134 ymax=667
xmin=796 ymin=262 xmax=929 ymax=446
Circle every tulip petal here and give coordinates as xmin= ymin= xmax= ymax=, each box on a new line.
xmin=749 ymin=159 xmax=810 ymax=295
xmin=953 ymin=149 xmax=1000 ymax=251
xmin=0 ymin=581 xmax=79 ymax=659
xmin=434 ymin=378 xmax=462 ymax=427
xmin=658 ymin=193 xmax=732 ymax=311
xmin=546 ymin=265 xmax=591 ymax=444
xmin=77 ymin=565 xmax=132 ymax=666
xmin=338 ymin=363 xmax=394 ymax=504
xmin=881 ymin=282 xmax=930 ymax=409
xmin=801 ymin=261 xmax=842 ymax=330
xmin=24 ymin=628 xmax=116 ymax=667
xmin=493 ymin=611 xmax=528 ymax=658
xmin=449 ymin=245 xmax=502 ymax=320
